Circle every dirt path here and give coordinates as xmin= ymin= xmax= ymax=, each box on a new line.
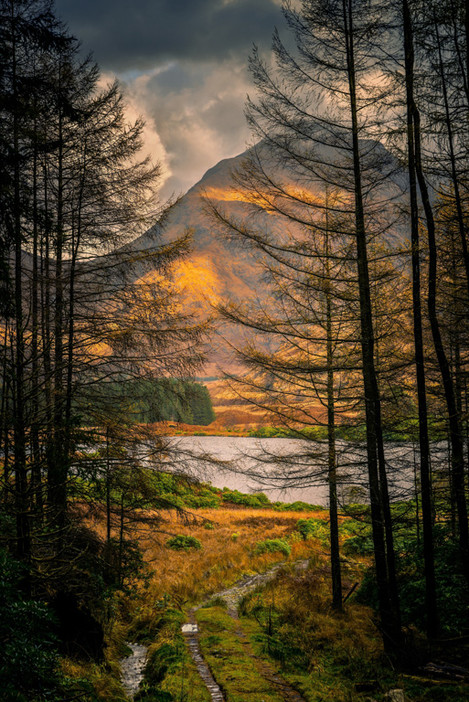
xmin=184 ymin=560 xmax=309 ymax=702
xmin=182 ymin=611 xmax=225 ymax=702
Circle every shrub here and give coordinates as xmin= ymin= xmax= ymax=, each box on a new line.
xmin=356 ymin=525 xmax=469 ymax=635
xmin=275 ymin=500 xmax=322 ymax=512
xmin=0 ymin=549 xmax=61 ymax=701
xmin=296 ymin=518 xmax=329 ymax=543
xmin=254 ymin=538 xmax=291 ymax=557
xmin=342 ymin=534 xmax=374 ymax=556
xmin=221 ymin=488 xmax=271 ymax=508
xmin=165 ymin=535 xmax=202 ymax=551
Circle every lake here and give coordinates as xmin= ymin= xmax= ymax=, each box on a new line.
xmin=161 ymin=436 xmax=449 ymax=507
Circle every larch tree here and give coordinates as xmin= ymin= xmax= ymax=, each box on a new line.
xmin=205 ymin=0 xmax=410 ymax=649
xmin=0 ymin=0 xmax=207 ymax=596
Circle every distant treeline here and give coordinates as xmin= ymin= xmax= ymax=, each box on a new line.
xmin=79 ymin=379 xmax=216 ymax=426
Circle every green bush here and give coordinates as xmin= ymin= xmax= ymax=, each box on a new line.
xmin=254 ymin=538 xmax=291 ymax=557
xmin=165 ymin=535 xmax=202 ymax=551
xmin=275 ymin=500 xmax=322 ymax=512
xmin=342 ymin=534 xmax=374 ymax=556
xmin=357 ymin=524 xmax=469 ymax=635
xmin=296 ymin=518 xmax=329 ymax=543
xmin=222 ymin=488 xmax=271 ymax=507
xmin=0 ymin=549 xmax=70 ymax=702
xmin=183 ymin=492 xmax=221 ymax=509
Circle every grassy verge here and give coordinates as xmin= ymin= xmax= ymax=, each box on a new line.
xmin=195 ymin=604 xmax=284 ymax=702
xmin=133 ymin=607 xmax=211 ymax=702
xmin=71 ymin=487 xmax=469 ymax=701
xmin=236 ymin=566 xmax=469 ymax=702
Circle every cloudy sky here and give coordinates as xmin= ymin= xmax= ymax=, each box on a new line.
xmin=55 ymin=0 xmax=284 ymax=199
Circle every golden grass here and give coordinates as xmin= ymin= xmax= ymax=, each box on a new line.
xmin=128 ymin=507 xmax=329 ymax=607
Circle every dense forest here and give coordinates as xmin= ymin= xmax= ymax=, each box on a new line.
xmin=80 ymin=379 xmax=215 ymax=426
xmin=207 ymin=0 xmax=469 ymax=652
xmin=0 ymin=0 xmax=207 ymax=698
xmin=2 ymin=0 xmax=469 ymax=700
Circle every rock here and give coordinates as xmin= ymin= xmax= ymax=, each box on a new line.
xmin=181 ymin=623 xmax=198 ymax=633
xmin=385 ymin=690 xmax=406 ymax=702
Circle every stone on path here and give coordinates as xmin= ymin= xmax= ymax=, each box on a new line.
xmin=385 ymin=690 xmax=406 ymax=702
xmin=181 ymin=623 xmax=198 ymax=633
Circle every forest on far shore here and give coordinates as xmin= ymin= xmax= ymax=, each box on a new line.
xmin=79 ymin=379 xmax=215 ymax=427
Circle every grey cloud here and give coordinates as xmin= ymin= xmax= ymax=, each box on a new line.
xmin=55 ymin=0 xmax=282 ymax=71
xmin=124 ymin=59 xmax=253 ymax=196
xmin=146 ymin=63 xmax=207 ymax=95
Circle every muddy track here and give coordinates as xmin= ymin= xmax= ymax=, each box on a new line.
xmin=184 ymin=560 xmax=309 ymax=702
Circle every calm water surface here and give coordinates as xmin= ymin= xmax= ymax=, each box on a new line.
xmin=163 ymin=436 xmax=447 ymax=507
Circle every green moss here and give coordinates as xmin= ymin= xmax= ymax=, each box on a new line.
xmin=195 ymin=607 xmax=284 ymax=701
xmin=135 ymin=608 xmax=210 ymax=702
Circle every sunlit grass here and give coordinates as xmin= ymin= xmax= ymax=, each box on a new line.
xmin=135 ymin=507 xmax=329 ymax=606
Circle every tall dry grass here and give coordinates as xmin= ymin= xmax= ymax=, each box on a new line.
xmin=127 ymin=507 xmax=328 ymax=613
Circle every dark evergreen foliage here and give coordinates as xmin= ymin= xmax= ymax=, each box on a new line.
xmin=78 ymin=378 xmax=215 ymax=426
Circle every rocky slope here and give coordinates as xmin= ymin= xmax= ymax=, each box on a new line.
xmin=126 ymin=139 xmax=408 ymax=378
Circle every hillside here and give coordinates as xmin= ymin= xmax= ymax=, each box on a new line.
xmin=126 ymin=140 xmax=408 ymax=380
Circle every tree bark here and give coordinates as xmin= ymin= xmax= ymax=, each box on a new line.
xmin=342 ymin=0 xmax=401 ymax=651
xmin=403 ymin=0 xmax=438 ymax=638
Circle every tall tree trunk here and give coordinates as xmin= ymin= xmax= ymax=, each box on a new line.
xmin=106 ymin=428 xmax=111 ymax=543
xmin=412 ymin=105 xmax=469 ymax=584
xmin=402 ymin=0 xmax=438 ymax=638
xmin=325 ymin=199 xmax=342 ymax=611
xmin=342 ymin=0 xmax=400 ymax=651
xmin=48 ymin=101 xmax=67 ymax=531
xmin=1 ymin=323 xmax=11 ymax=506
xmin=434 ymin=19 xmax=469 ymax=300
xmin=11 ymin=3 xmax=31 ymax=580
xmin=31 ymin=117 xmax=43 ymax=523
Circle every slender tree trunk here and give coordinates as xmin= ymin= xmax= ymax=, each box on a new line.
xmin=342 ymin=0 xmax=400 ymax=651
xmin=31 ymin=118 xmax=43 ymax=523
xmin=325 ymin=197 xmax=342 ymax=611
xmin=412 ymin=104 xmax=469 ymax=584
xmin=465 ymin=0 xmax=469 ymax=100
xmin=118 ymin=493 xmax=125 ymax=587
xmin=403 ymin=0 xmax=438 ymax=638
xmin=11 ymin=5 xmax=31 ymax=579
xmin=434 ymin=19 xmax=469 ymax=300
xmin=41 ymin=158 xmax=53 ymax=452
xmin=106 ymin=428 xmax=111 ymax=543
xmin=48 ymin=101 xmax=67 ymax=530
xmin=1 ymin=323 xmax=11 ymax=505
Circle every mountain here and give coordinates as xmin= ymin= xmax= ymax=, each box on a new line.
xmin=127 ymin=139 xmax=408 ymax=379
xmin=127 ymin=145 xmax=271 ymax=377
xmin=131 ymin=145 xmax=266 ymax=308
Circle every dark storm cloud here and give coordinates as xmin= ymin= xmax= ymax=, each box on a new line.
xmin=55 ymin=0 xmax=281 ymax=70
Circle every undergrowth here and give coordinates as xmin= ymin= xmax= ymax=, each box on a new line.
xmin=133 ymin=606 xmax=210 ymax=702
xmin=195 ymin=605 xmax=284 ymax=701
